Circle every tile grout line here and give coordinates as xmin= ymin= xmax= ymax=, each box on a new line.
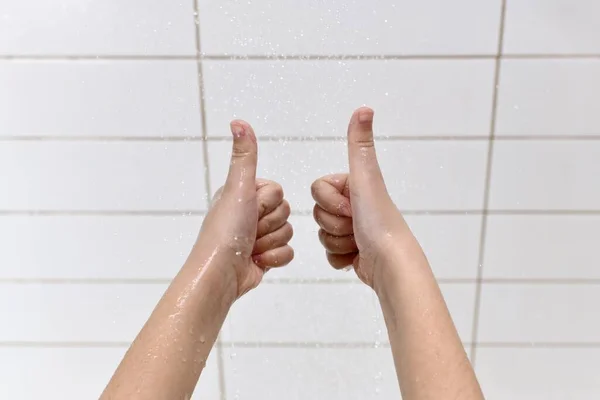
xmin=191 ymin=2 xmax=226 ymax=398
xmin=4 ymin=277 xmax=600 ymax=285
xmin=4 ymin=134 xmax=600 ymax=142
xmin=3 ymin=209 xmax=600 ymax=217
xmin=3 ymin=340 xmax=600 ymax=349
xmin=2 ymin=54 xmax=600 ymax=61
xmin=469 ymin=0 xmax=508 ymax=366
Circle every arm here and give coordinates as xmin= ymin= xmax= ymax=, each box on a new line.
xmin=101 ymin=121 xmax=294 ymax=400
xmin=311 ymin=107 xmax=483 ymax=399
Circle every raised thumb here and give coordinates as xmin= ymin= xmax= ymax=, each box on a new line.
xmin=224 ymin=120 xmax=258 ymax=192
xmin=347 ymin=107 xmax=388 ymax=205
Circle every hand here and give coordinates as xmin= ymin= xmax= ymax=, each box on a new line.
xmin=194 ymin=120 xmax=294 ymax=299
xmin=311 ymin=107 xmax=415 ymax=290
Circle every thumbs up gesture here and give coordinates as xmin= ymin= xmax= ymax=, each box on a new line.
xmin=195 ymin=120 xmax=294 ymax=300
xmin=311 ymin=107 xmax=415 ymax=290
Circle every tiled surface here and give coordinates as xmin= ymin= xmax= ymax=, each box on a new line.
xmin=2 ymin=1 xmax=600 ymax=399
xmin=496 ymin=60 xmax=600 ymax=136
xmin=209 ymin=140 xmax=488 ymax=211
xmin=0 ymin=142 xmax=207 ymax=211
xmin=476 ymin=347 xmax=600 ymax=400
xmin=0 ymin=0 xmax=196 ymax=55
xmin=221 ymin=347 xmax=400 ymax=399
xmin=484 ymin=215 xmax=600 ymax=279
xmin=0 ymin=347 xmax=219 ymax=399
xmin=203 ymin=60 xmax=495 ymax=137
xmin=503 ymin=0 xmax=600 ymax=55
xmin=489 ymin=141 xmax=600 ymax=210
xmin=478 ymin=284 xmax=600 ymax=343
xmin=223 ymin=283 xmax=475 ymax=344
xmin=198 ymin=0 xmax=502 ymax=56
xmin=0 ymin=61 xmax=202 ymax=137
xmin=0 ymin=216 xmax=201 ymax=279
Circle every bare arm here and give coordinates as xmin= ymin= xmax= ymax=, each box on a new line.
xmin=100 ymin=249 xmax=235 ymax=400
xmin=101 ymin=121 xmax=294 ymax=399
xmin=375 ymin=230 xmax=481 ymax=399
xmin=311 ymin=107 xmax=483 ymax=399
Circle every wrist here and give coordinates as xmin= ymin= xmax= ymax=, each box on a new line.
xmin=183 ymin=247 xmax=239 ymax=307
xmin=371 ymin=235 xmax=429 ymax=297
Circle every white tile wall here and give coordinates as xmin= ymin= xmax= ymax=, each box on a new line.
xmin=478 ymin=284 xmax=600 ymax=343
xmin=0 ymin=216 xmax=201 ymax=279
xmin=503 ymin=0 xmax=600 ymax=55
xmin=0 ymin=142 xmax=207 ymax=211
xmin=477 ymin=347 xmax=600 ymax=400
xmin=0 ymin=61 xmax=202 ymax=137
xmin=221 ymin=347 xmax=400 ymax=400
xmin=0 ymin=0 xmax=196 ymax=55
xmin=489 ymin=140 xmax=600 ymax=210
xmin=484 ymin=215 xmax=600 ymax=279
xmin=0 ymin=347 xmax=220 ymax=399
xmin=203 ymin=60 xmax=495 ymax=137
xmin=198 ymin=0 xmax=502 ymax=56
xmin=2 ymin=0 xmax=600 ymax=398
xmin=223 ymin=283 xmax=475 ymax=344
xmin=0 ymin=284 xmax=165 ymax=342
xmin=496 ymin=60 xmax=600 ymax=136
xmin=210 ymin=140 xmax=488 ymax=211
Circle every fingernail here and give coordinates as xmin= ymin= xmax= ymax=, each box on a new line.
xmin=231 ymin=124 xmax=246 ymax=138
xmin=357 ymin=109 xmax=374 ymax=123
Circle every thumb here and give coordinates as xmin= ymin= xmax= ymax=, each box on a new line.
xmin=224 ymin=120 xmax=258 ymax=192
xmin=347 ymin=107 xmax=388 ymax=205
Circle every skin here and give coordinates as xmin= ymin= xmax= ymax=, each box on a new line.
xmin=100 ymin=120 xmax=294 ymax=400
xmin=311 ymin=107 xmax=484 ymax=399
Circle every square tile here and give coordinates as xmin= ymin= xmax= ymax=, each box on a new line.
xmin=222 ymin=347 xmax=400 ymax=400
xmin=199 ymin=0 xmax=501 ymax=56
xmin=0 ymin=347 xmax=220 ymax=400
xmin=0 ymin=142 xmax=207 ymax=211
xmin=404 ymin=215 xmax=481 ymax=279
xmin=489 ymin=141 xmax=600 ymax=210
xmin=478 ymin=284 xmax=600 ymax=342
xmin=484 ymin=215 xmax=600 ymax=279
xmin=209 ymin=140 xmax=488 ymax=211
xmin=503 ymin=0 xmax=600 ymax=55
xmin=0 ymin=284 xmax=166 ymax=342
xmin=203 ymin=60 xmax=495 ymax=137
xmin=0 ymin=216 xmax=202 ymax=279
xmin=496 ymin=60 xmax=600 ymax=136
xmin=0 ymin=0 xmax=196 ymax=55
xmin=0 ymin=61 xmax=201 ymax=137
xmin=221 ymin=283 xmax=475 ymax=344
xmin=476 ymin=347 xmax=600 ymax=400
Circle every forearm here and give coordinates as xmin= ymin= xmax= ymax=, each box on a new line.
xmin=375 ymin=232 xmax=483 ymax=400
xmin=101 ymin=246 xmax=236 ymax=400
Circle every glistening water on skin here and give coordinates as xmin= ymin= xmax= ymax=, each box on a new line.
xmin=100 ymin=107 xmax=484 ymax=400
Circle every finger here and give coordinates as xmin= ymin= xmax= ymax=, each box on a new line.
xmin=253 ymin=222 xmax=294 ymax=254
xmin=326 ymin=252 xmax=357 ymax=270
xmin=313 ymin=205 xmax=353 ymax=236
xmin=224 ymin=120 xmax=258 ymax=193
xmin=253 ymin=245 xmax=294 ymax=268
xmin=256 ymin=179 xmax=284 ymax=218
xmin=318 ymin=229 xmax=358 ymax=255
xmin=310 ymin=174 xmax=352 ymax=217
xmin=257 ymin=200 xmax=291 ymax=238
xmin=346 ymin=107 xmax=388 ymax=204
